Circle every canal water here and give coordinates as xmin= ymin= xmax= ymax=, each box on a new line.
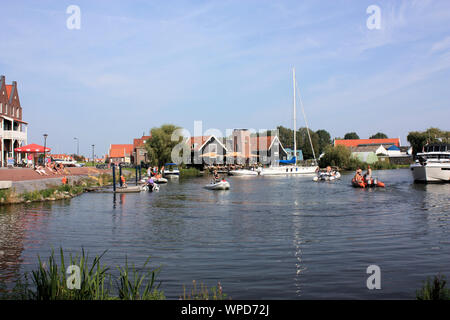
xmin=0 ymin=169 xmax=449 ymax=299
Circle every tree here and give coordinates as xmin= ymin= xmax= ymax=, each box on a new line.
xmin=369 ymin=132 xmax=388 ymax=139
xmin=344 ymin=132 xmax=359 ymax=140
xmin=319 ymin=145 xmax=351 ymax=168
xmin=407 ymin=128 xmax=450 ymax=155
xmin=276 ymin=126 xmax=294 ymax=149
xmin=296 ymin=127 xmax=319 ymax=160
xmin=145 ymin=124 xmax=183 ymax=167
xmin=316 ymin=129 xmax=332 ymax=154
xmin=319 ymin=145 xmax=364 ymax=170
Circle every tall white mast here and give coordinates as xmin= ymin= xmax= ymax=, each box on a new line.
xmin=293 ymin=67 xmax=297 ymax=164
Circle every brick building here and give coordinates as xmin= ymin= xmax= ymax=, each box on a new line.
xmin=133 ymin=135 xmax=151 ymax=165
xmin=0 ymin=75 xmax=28 ymax=166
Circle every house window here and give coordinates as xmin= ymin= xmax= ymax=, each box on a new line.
xmin=0 ymin=103 xmax=2 ymax=113
xmin=5 ymin=104 xmax=8 ymax=114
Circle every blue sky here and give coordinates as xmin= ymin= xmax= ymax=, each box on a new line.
xmin=1 ymin=0 xmax=450 ymax=156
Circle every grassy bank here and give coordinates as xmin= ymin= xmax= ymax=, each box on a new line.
xmin=0 ymin=248 xmax=228 ymax=300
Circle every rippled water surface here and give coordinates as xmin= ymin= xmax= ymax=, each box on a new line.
xmin=0 ymin=169 xmax=449 ymax=299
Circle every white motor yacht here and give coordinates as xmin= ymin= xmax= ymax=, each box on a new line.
xmin=410 ymin=143 xmax=450 ymax=183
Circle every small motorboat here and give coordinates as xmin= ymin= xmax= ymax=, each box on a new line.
xmin=142 ymin=183 xmax=159 ymax=192
xmin=351 ymin=177 xmax=385 ymax=188
xmin=204 ymin=179 xmax=230 ymax=190
xmin=313 ymin=171 xmax=341 ymax=182
xmin=154 ymin=177 xmax=168 ymax=184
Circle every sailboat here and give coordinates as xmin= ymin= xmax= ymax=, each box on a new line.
xmin=259 ymin=68 xmax=319 ymax=176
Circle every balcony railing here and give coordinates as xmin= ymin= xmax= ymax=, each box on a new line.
xmin=1 ymin=129 xmax=27 ymax=141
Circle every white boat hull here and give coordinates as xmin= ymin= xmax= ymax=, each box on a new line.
xmin=411 ymin=163 xmax=450 ymax=182
xmin=229 ymin=169 xmax=259 ymax=176
xmin=313 ymin=171 xmax=341 ymax=181
xmin=204 ymin=181 xmax=230 ymax=190
xmin=259 ymin=165 xmax=318 ymax=176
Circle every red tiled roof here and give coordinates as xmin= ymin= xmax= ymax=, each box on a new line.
xmin=109 ymin=144 xmax=133 ymax=158
xmin=133 ymin=136 xmax=151 ymax=149
xmin=5 ymin=85 xmax=12 ymax=99
xmin=334 ymin=138 xmax=400 ymax=148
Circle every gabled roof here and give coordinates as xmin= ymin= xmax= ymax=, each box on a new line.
xmin=109 ymin=144 xmax=134 ymax=158
xmin=133 ymin=135 xmax=151 ymax=148
xmin=190 ymin=135 xmax=228 ymax=152
xmin=334 ymin=138 xmax=400 ymax=148
xmin=5 ymin=85 xmax=12 ymax=99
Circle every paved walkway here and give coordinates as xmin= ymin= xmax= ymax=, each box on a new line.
xmin=0 ymin=167 xmax=110 ymax=182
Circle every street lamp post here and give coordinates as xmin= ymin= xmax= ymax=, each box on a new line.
xmin=92 ymin=144 xmax=95 ymax=167
xmin=74 ymin=137 xmax=79 ymax=157
xmin=43 ymin=134 xmax=48 ymax=165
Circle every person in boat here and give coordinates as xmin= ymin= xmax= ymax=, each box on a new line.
xmin=213 ymin=170 xmax=220 ymax=182
xmin=354 ymin=168 xmax=364 ymax=183
xmin=364 ymin=165 xmax=372 ymax=184
xmin=146 ymin=176 xmax=154 ymax=189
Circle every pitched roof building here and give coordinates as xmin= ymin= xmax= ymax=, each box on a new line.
xmin=108 ymin=144 xmax=134 ymax=164
xmin=1 ymin=75 xmax=28 ymax=166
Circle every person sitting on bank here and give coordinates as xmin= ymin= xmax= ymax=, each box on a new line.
xmin=35 ymin=165 xmax=48 ymax=175
xmin=120 ymin=175 xmax=127 ymax=188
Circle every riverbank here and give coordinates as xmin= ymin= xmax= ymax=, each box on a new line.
xmin=0 ymin=168 xmax=121 ymax=205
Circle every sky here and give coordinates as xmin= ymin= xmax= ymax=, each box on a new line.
xmin=1 ymin=0 xmax=449 ymax=157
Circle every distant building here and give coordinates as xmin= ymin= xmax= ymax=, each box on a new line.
xmin=386 ymin=145 xmax=413 ymax=165
xmin=133 ymin=135 xmax=151 ymax=165
xmin=350 ymin=145 xmax=388 ymax=164
xmin=334 ymin=138 xmax=400 ymax=148
xmin=0 ymin=75 xmax=28 ymax=166
xmin=189 ymin=135 xmax=228 ymax=166
xmin=108 ymin=144 xmax=134 ymax=164
xmin=49 ymin=154 xmax=74 ymax=161
xmin=284 ymin=148 xmax=303 ymax=161
xmin=250 ymin=135 xmax=288 ymax=164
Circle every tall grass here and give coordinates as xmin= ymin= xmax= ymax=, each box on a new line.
xmin=417 ymin=274 xmax=450 ymax=300
xmin=180 ymin=280 xmax=228 ymax=300
xmin=7 ymin=248 xmax=164 ymax=300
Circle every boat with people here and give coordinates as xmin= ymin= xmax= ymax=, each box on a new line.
xmin=410 ymin=143 xmax=450 ymax=183
xmin=142 ymin=177 xmax=160 ymax=192
xmin=313 ymin=166 xmax=341 ymax=181
xmin=162 ymin=163 xmax=180 ymax=178
xmin=259 ymin=68 xmax=318 ymax=176
xmin=351 ymin=167 xmax=385 ymax=188
xmin=204 ymin=179 xmax=231 ymax=190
